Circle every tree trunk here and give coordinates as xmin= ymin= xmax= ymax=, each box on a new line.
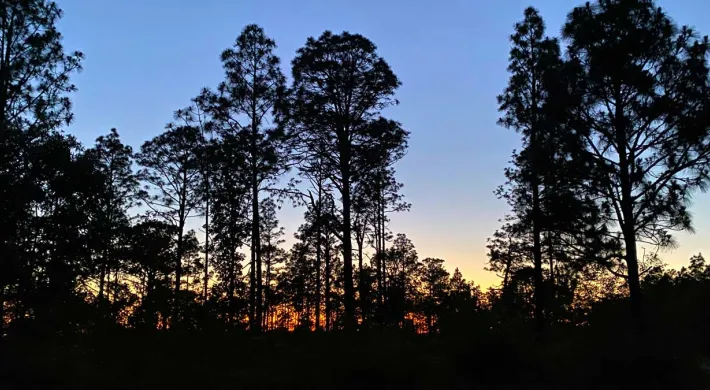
xmin=98 ymin=262 xmax=107 ymax=303
xmin=357 ymin=234 xmax=366 ymax=327
xmin=248 ymin=256 xmax=255 ymax=327
xmin=324 ymin=233 xmax=331 ymax=331
xmin=203 ymin=183 xmax=210 ymax=304
xmin=615 ymin=85 xmax=643 ymax=332
xmin=529 ymin=51 xmax=544 ymax=339
xmin=531 ymin=160 xmax=544 ymax=337
xmin=341 ymin=168 xmax=355 ymax=331
xmin=314 ymin=193 xmax=322 ymax=331
xmin=380 ymin=190 xmax=387 ymax=308
xmin=174 ymin=217 xmax=185 ymax=327
xmin=265 ymin=255 xmax=272 ymax=331
xmin=146 ymin=271 xmax=156 ymax=329
xmin=252 ymin=178 xmax=262 ymax=332
xmin=175 ymin=167 xmax=189 ymax=298
xmin=620 ymin=165 xmax=642 ymax=330
xmin=503 ymin=237 xmax=513 ymax=292
xmin=249 ymin=77 xmax=263 ymax=332
xmin=228 ymin=250 xmax=236 ymax=325
xmin=375 ymin=231 xmax=383 ymax=322
xmin=548 ymin=233 xmax=555 ymax=303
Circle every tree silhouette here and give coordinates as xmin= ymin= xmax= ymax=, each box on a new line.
xmin=3 ymin=2 xmax=710 ymax=388
xmin=0 ymin=0 xmax=82 ymax=333
xmin=291 ymin=31 xmax=401 ymax=330
xmin=420 ymin=257 xmax=450 ymax=334
xmin=136 ymin=124 xmax=204 ymax=323
xmin=497 ymin=7 xmax=563 ymax=335
xmin=201 ymin=24 xmax=289 ymax=332
xmin=562 ymin=0 xmax=710 ymax=325
xmin=83 ymin=129 xmax=139 ymax=313
xmin=173 ymin=102 xmax=215 ymax=304
xmin=207 ymin=133 xmax=250 ymax=327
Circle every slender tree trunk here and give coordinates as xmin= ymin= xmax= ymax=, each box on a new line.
xmin=314 ymin=192 xmax=322 ymax=331
xmin=249 ymin=251 xmax=255 ymax=328
xmin=427 ymin=290 xmax=433 ymax=334
xmin=503 ymin=238 xmax=513 ymax=292
xmin=173 ymin=176 xmax=189 ymax=328
xmin=547 ymin=233 xmax=555 ymax=302
xmin=173 ymin=217 xmax=185 ymax=329
xmin=531 ymin=160 xmax=544 ymax=336
xmin=252 ymin=179 xmax=262 ymax=332
xmin=249 ymin=79 xmax=263 ymax=332
xmin=175 ymin=167 xmax=189 ymax=298
xmin=228 ymin=250 xmax=236 ymax=325
xmin=204 ymin=182 xmax=210 ymax=303
xmin=112 ymin=270 xmax=119 ymax=322
xmin=341 ymin=168 xmax=355 ymax=331
xmin=357 ymin=234 xmax=366 ymax=327
xmin=379 ymin=193 xmax=388 ymax=320
xmin=146 ymin=271 xmax=156 ymax=329
xmin=98 ymin=262 xmax=107 ymax=303
xmin=529 ymin=50 xmax=544 ymax=338
xmin=265 ymin=255 xmax=272 ymax=331
xmin=324 ymin=232 xmax=331 ymax=331
xmin=375 ymin=224 xmax=383 ymax=322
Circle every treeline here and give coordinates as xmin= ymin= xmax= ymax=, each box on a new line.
xmin=488 ymin=0 xmax=710 ymax=337
xmin=0 ymin=1 xmax=482 ymax=335
xmin=2 ymin=0 xmax=710 ymax=344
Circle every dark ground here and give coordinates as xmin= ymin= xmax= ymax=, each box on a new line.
xmin=1 ymin=325 xmax=708 ymax=390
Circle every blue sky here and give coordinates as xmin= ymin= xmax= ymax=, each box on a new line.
xmin=56 ymin=0 xmax=710 ymax=286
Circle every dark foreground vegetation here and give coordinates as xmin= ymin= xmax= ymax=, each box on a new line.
xmin=3 ymin=288 xmax=710 ymax=390
xmin=2 ymin=0 xmax=710 ymax=388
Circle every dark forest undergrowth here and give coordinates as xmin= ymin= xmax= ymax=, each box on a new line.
xmin=2 ymin=323 xmax=708 ymax=390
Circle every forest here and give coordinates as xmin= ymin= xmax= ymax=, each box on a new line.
xmin=1 ymin=0 xmax=710 ymax=389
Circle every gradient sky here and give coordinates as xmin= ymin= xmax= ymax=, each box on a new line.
xmin=56 ymin=0 xmax=710 ymax=287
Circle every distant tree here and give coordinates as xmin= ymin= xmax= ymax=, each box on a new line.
xmin=259 ymin=198 xmax=286 ymax=330
xmin=419 ymin=258 xmax=450 ymax=333
xmin=83 ymin=129 xmax=139 ymax=310
xmin=497 ymin=6 xmax=565 ymax=335
xmin=562 ymin=0 xmax=710 ymax=323
xmin=202 ymin=24 xmax=289 ymax=331
xmin=136 ymin=124 xmax=204 ymax=319
xmin=685 ymin=253 xmax=708 ymax=280
xmin=290 ymin=119 xmax=335 ymax=330
xmin=127 ymin=220 xmax=176 ymax=330
xmin=486 ymin=216 xmax=529 ymax=293
xmin=291 ymin=31 xmax=401 ymax=330
xmin=383 ymin=233 xmax=421 ymax=327
xmin=20 ymin=134 xmax=103 ymax=331
xmin=174 ymin=101 xmax=215 ymax=303
xmin=356 ymin=118 xmax=410 ymax=326
xmin=439 ymin=268 xmax=482 ymax=334
xmin=208 ymin=133 xmax=251 ymax=327
xmin=278 ymin=240 xmax=317 ymax=330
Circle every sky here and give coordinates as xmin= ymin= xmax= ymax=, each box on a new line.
xmin=55 ymin=0 xmax=710 ymax=287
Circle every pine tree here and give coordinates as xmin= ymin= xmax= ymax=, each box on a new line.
xmin=497 ymin=7 xmax=563 ymax=335
xmin=291 ymin=31 xmax=401 ymax=330
xmin=136 ymin=124 xmax=204 ymax=323
xmin=419 ymin=257 xmax=450 ymax=334
xmin=0 ymin=0 xmax=82 ymax=331
xmin=201 ymin=24 xmax=289 ymax=332
xmin=83 ymin=129 xmax=138 ymax=311
xmin=562 ymin=0 xmax=710 ymax=325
